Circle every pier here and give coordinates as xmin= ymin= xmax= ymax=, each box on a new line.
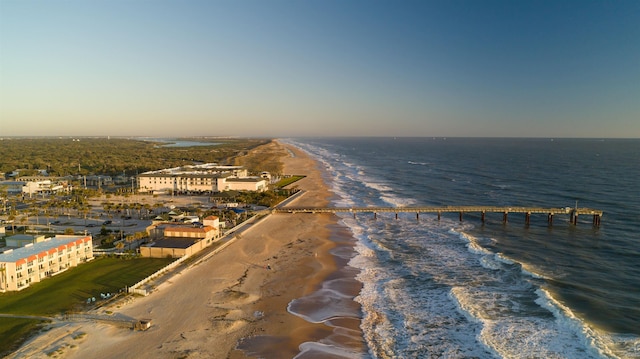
xmin=272 ymin=206 xmax=603 ymax=227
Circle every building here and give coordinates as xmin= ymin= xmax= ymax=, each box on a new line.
xmin=137 ymin=163 xmax=267 ymax=194
xmin=0 ymin=181 xmax=26 ymax=195
xmin=220 ymin=177 xmax=268 ymax=192
xmin=22 ymin=180 xmax=68 ymax=197
xmin=202 ymin=215 xmax=220 ymax=229
xmin=15 ymin=176 xmax=71 ymax=197
xmin=84 ymin=175 xmax=113 ymax=187
xmin=0 ymin=235 xmax=94 ymax=292
xmin=140 ymin=224 xmax=219 ymax=259
xmin=4 ymin=234 xmax=47 ymax=248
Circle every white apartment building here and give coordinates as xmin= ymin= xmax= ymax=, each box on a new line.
xmin=137 ymin=163 xmax=267 ymax=194
xmin=0 ymin=235 xmax=94 ymax=292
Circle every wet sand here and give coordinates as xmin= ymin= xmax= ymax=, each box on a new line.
xmin=8 ymin=141 xmax=366 ymax=359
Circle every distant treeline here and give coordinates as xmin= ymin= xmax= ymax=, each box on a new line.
xmin=0 ymin=138 xmax=270 ymax=177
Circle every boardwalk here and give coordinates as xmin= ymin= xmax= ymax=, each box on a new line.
xmin=272 ymin=206 xmax=603 ymax=226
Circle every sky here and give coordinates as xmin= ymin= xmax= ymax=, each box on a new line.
xmin=1 ymin=0 xmax=639 ymax=138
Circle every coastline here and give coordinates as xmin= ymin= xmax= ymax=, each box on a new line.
xmin=8 ymin=140 xmax=366 ymax=358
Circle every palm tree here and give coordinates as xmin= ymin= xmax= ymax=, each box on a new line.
xmin=143 ymin=203 xmax=151 ymax=219
xmin=153 ymin=202 xmax=163 ymax=215
xmin=102 ymin=201 xmax=114 ymax=217
xmin=125 ymin=234 xmax=135 ymax=251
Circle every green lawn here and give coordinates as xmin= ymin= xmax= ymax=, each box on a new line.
xmin=274 ymin=175 xmax=305 ymax=188
xmin=0 ymin=256 xmax=173 ymax=356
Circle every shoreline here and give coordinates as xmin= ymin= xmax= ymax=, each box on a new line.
xmin=8 ymin=140 xmax=367 ymax=359
xmin=234 ymin=141 xmax=366 ymax=358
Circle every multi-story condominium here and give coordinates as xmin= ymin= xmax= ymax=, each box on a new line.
xmin=0 ymin=235 xmax=94 ymax=292
xmin=137 ymin=163 xmax=267 ymax=194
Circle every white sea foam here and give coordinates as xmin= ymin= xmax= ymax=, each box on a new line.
xmin=520 ymin=263 xmax=551 ymax=280
xmin=287 ymin=287 xmax=359 ymax=324
xmin=495 ymin=252 xmax=515 ymax=265
xmin=379 ymin=195 xmax=417 ymax=208
xmin=407 ymin=160 xmax=429 ymax=166
xmin=450 ymin=284 xmax=611 ymax=358
xmin=296 ymin=342 xmax=364 ymax=359
xmin=458 ymin=231 xmax=494 ymax=256
xmin=535 ymin=288 xmax=636 ymax=358
xmin=362 ymin=180 xmax=392 ymax=193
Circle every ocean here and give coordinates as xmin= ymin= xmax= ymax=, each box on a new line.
xmin=284 ymin=137 xmax=640 ymax=359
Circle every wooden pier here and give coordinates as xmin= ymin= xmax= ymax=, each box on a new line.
xmin=272 ymin=206 xmax=603 ymax=226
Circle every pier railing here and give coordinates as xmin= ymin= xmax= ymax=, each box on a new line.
xmin=272 ymin=206 xmax=603 ymax=226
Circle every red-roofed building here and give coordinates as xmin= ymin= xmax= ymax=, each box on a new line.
xmin=0 ymin=235 xmax=93 ymax=292
xmin=140 ymin=223 xmax=220 ymax=259
xmin=203 ymin=215 xmax=220 ymax=229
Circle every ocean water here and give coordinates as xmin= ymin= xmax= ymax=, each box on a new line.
xmin=285 ymin=137 xmax=640 ymax=359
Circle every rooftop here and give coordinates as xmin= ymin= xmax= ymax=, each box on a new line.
xmin=146 ymin=238 xmax=198 ymax=249
xmin=164 ymin=226 xmax=215 ymax=234
xmin=139 ymin=163 xmax=244 ymax=176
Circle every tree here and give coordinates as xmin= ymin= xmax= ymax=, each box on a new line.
xmin=125 ymin=234 xmax=135 ymax=250
xmin=115 ymin=241 xmax=125 ymax=251
xmin=103 ymin=201 xmax=114 ymax=217
xmin=152 ymin=202 xmax=163 ymax=215
xmin=0 ymin=185 xmax=8 ymax=213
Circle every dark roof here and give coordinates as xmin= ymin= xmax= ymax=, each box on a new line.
xmin=149 ymin=238 xmax=198 ymax=249
xmin=225 ymin=177 xmax=265 ymax=183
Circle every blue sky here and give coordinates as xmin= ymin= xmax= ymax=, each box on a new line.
xmin=1 ymin=0 xmax=639 ymax=137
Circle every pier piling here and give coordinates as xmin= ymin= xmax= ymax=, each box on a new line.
xmin=592 ymin=214 xmax=601 ymax=227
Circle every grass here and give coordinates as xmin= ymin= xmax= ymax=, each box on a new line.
xmin=0 ymin=256 xmax=173 ymax=356
xmin=0 ymin=317 xmax=43 ymax=357
xmin=274 ymin=175 xmax=305 ymax=188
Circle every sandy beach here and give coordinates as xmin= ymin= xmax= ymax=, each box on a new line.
xmin=8 ymin=141 xmax=365 ymax=359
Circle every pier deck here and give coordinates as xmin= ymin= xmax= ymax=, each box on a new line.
xmin=272 ymin=206 xmax=603 ymax=226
